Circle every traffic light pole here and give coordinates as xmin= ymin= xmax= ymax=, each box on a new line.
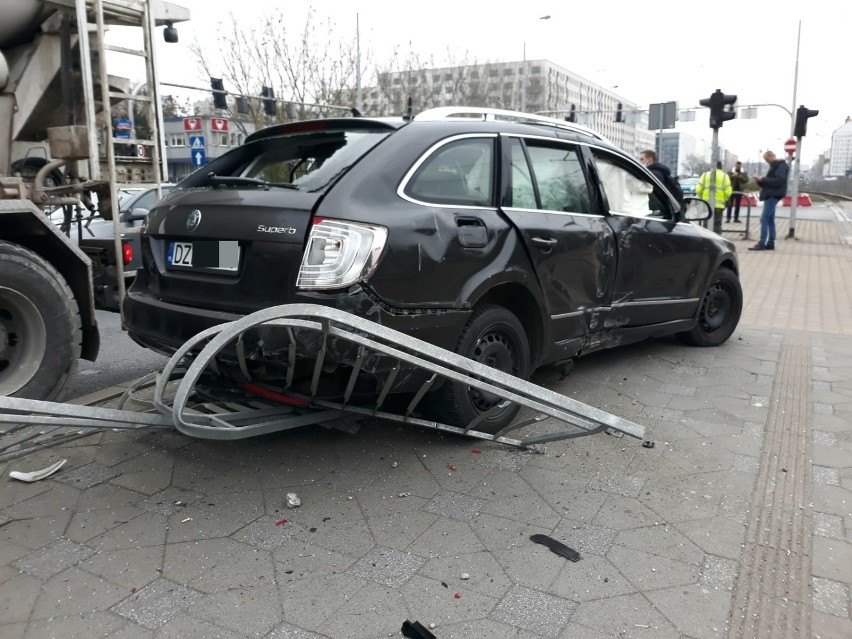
xmin=787 ymin=139 xmax=802 ymax=239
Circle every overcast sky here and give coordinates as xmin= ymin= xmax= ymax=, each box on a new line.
xmin=138 ymin=0 xmax=849 ymax=164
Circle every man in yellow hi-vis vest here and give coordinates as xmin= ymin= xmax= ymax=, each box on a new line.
xmin=696 ymin=161 xmax=733 ymax=234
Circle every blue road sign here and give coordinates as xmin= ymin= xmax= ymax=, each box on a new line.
xmin=191 ymin=149 xmax=207 ymax=166
xmin=114 ymin=118 xmax=132 ymax=138
xmin=189 ymin=135 xmax=205 ymax=150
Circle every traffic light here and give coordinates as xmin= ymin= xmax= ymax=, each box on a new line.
xmin=615 ymin=102 xmax=623 ymax=123
xmin=235 ymin=96 xmax=249 ymax=115
xmin=794 ymin=105 xmax=819 ymax=137
xmin=698 ymin=89 xmax=737 ymax=129
xmin=210 ymin=77 xmax=227 ymax=110
xmin=261 ymin=86 xmax=276 ymax=116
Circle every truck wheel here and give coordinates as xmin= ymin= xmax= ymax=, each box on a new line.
xmin=677 ymin=267 xmax=742 ymax=347
xmin=0 ymin=241 xmax=81 ymax=400
xmin=428 ymin=305 xmax=531 ymax=434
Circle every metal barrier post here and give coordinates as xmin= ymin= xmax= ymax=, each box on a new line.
xmin=723 ymin=191 xmax=752 ymax=239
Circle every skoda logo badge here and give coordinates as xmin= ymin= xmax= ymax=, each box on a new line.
xmin=186 ymin=209 xmax=202 ymax=232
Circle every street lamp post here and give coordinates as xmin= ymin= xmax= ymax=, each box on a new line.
xmin=520 ymin=15 xmax=550 ymax=113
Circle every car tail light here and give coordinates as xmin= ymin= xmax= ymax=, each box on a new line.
xmin=296 ymin=218 xmax=387 ymax=290
xmin=122 ymin=240 xmax=133 ymax=266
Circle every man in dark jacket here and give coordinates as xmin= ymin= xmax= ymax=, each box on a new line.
xmin=639 ymin=149 xmax=682 ymax=206
xmin=749 ymin=151 xmax=789 ymax=251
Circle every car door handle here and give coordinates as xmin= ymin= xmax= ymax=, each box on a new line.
xmin=531 ymin=237 xmax=558 ymax=248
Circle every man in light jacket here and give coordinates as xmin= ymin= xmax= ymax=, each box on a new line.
xmin=749 ymin=151 xmax=789 ymax=251
xmin=696 ymin=161 xmax=732 ymax=234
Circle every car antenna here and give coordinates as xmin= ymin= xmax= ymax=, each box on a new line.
xmin=351 ymin=107 xmax=362 ymax=117
xmin=402 ymin=97 xmax=413 ymax=121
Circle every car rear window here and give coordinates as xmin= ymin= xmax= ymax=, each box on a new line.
xmin=177 ymin=128 xmax=391 ymax=192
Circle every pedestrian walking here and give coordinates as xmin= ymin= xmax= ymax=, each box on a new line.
xmin=696 ymin=161 xmax=732 ymax=234
xmin=750 ymin=151 xmax=789 ymax=251
xmin=727 ymin=161 xmax=749 ymax=223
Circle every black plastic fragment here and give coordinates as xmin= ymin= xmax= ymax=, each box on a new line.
xmin=529 ymin=534 xmax=581 ymax=562
xmin=642 ymin=440 xmax=655 ymax=449
xmin=402 ymin=619 xmax=436 ymax=639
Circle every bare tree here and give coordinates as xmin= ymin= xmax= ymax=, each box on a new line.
xmin=190 ymin=4 xmax=364 ymax=132
xmin=684 ymin=153 xmax=710 ymax=176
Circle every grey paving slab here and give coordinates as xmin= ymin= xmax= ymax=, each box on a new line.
xmin=0 ymin=573 xmax=41 ymax=624
xmin=700 ymin=555 xmax=739 ymax=591
xmin=423 ymin=491 xmax=485 ymax=522
xmin=22 ymin=611 xmax=131 ymax=639
xmin=31 ymin=566 xmax=128 ymax=619
xmin=233 ymin=515 xmax=305 ymax=550
xmin=646 ymin=584 xmax=732 ymax=639
xmin=188 ymin=585 xmax=282 ymax=637
xmin=812 ymin=577 xmax=850 ymax=617
xmin=13 ymin=537 xmax=95 ymax=580
xmin=489 ymin=584 xmax=575 ymax=639
xmin=56 ymin=462 xmax=123 ymax=489
xmin=607 ymin=543 xmax=699 ymax=591
xmin=111 ymin=578 xmax=203 ymax=630
xmin=552 ymin=518 xmax=616 ymax=556
xmin=548 ymin=553 xmax=636 ymax=602
xmin=162 ymin=538 xmax=275 ymax=594
xmin=79 ymin=545 xmax=164 ymax=591
xmin=347 ymin=546 xmax=424 ymax=588
xmin=571 ymin=592 xmax=681 ymax=638
xmin=268 ymin=622 xmax=329 ymax=639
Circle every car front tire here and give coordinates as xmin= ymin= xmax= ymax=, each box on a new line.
xmin=428 ymin=305 xmax=531 ymax=434
xmin=677 ymin=266 xmax=742 ymax=347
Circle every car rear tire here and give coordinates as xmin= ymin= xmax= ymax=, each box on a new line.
xmin=677 ymin=266 xmax=742 ymax=347
xmin=0 ymin=241 xmax=82 ymax=400
xmin=428 ymin=305 xmax=531 ymax=434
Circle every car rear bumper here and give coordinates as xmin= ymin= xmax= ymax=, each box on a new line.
xmin=124 ymin=288 xmax=471 ymax=390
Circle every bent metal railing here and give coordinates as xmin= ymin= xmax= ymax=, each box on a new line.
xmin=1 ymin=304 xmax=645 ymax=456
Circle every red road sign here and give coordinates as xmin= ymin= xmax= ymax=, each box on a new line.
xmin=211 ymin=117 xmax=229 ymax=132
xmin=183 ymin=117 xmax=202 ymax=131
xmin=784 ymin=138 xmax=796 ymax=154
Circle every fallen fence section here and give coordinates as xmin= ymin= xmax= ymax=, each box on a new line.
xmin=1 ymin=304 xmax=645 ymax=457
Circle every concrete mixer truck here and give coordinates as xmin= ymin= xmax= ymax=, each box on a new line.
xmin=0 ymin=0 xmax=188 ymax=401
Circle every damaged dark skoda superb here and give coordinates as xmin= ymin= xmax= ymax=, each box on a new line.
xmin=124 ymin=107 xmax=742 ymax=432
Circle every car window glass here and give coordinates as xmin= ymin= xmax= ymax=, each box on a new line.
xmin=509 ymin=138 xmax=536 ymax=208
xmin=178 ymin=129 xmax=390 ymax=192
xmin=131 ymin=190 xmax=159 ymax=211
xmin=593 ymin=153 xmax=672 ymax=219
xmin=404 ymin=138 xmax=493 ymax=206
xmin=524 ymin=142 xmax=591 ymax=213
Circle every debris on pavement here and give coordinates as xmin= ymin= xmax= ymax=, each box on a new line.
xmin=275 ymin=518 xmax=289 ymax=526
xmin=286 ymin=492 xmax=301 ymax=508
xmin=529 ymin=534 xmax=582 ymax=562
xmin=470 ymin=449 xmax=481 ymax=454
xmin=453 ymin=592 xmax=462 ymax=599
xmin=392 ymin=461 xmax=399 ymax=468
xmin=401 ymin=619 xmax=436 ymax=639
xmin=460 ymin=573 xmax=470 ymax=580
xmin=605 ymin=427 xmax=625 ymax=438
xmin=642 ymin=440 xmax=656 ymax=449
xmin=8 ymin=459 xmax=66 ymax=482
xmin=446 ymin=463 xmax=457 ymax=472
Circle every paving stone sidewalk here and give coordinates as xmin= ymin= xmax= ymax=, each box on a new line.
xmin=1 ymin=205 xmax=851 ymax=638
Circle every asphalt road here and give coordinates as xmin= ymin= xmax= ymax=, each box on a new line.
xmin=60 ymin=309 xmax=167 ymax=401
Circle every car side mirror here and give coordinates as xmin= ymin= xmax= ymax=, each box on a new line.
xmin=129 ymin=207 xmax=149 ymax=221
xmin=681 ymin=197 xmax=712 ymax=222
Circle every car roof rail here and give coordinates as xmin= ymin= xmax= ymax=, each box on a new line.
xmin=414 ymin=106 xmax=609 ymax=142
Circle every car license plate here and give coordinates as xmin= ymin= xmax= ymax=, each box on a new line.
xmin=167 ymin=241 xmax=240 ymax=272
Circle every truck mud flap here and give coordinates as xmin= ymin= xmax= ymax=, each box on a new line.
xmin=1 ymin=304 xmax=645 ymax=455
